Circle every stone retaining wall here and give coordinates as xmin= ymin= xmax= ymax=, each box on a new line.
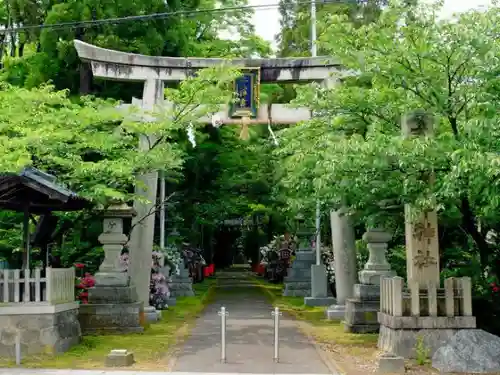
xmin=0 ymin=303 xmax=81 ymax=357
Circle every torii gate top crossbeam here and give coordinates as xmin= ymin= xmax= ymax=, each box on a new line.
xmin=73 ymin=40 xmax=341 ymax=83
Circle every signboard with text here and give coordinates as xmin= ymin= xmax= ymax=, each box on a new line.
xmin=229 ymin=68 xmax=260 ymax=119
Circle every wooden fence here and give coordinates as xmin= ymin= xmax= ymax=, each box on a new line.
xmin=380 ymin=276 xmax=473 ymax=317
xmin=0 ymin=267 xmax=75 ymax=304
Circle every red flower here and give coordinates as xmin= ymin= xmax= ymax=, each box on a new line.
xmin=493 ymin=286 xmax=499 ymax=293
xmin=74 ymin=263 xmax=85 ymax=269
xmin=82 ymin=275 xmax=95 ymax=288
xmin=79 ymin=291 xmax=89 ymax=298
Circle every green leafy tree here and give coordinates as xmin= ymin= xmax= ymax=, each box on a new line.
xmin=0 ymin=0 xmax=270 ymax=93
xmin=0 ymin=65 xmax=239 ymax=202
xmin=275 ymin=1 xmax=500 ymax=278
xmin=276 ymin=0 xmax=387 ymax=58
xmin=0 ymin=65 xmax=240 ymax=266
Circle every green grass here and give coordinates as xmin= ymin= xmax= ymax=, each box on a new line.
xmin=0 ymin=278 xmax=216 ymax=370
xmin=252 ymin=276 xmax=379 ymax=354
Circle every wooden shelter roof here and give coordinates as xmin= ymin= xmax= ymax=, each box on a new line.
xmin=0 ymin=167 xmax=90 ymax=214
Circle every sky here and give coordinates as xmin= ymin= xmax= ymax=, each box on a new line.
xmin=248 ymin=0 xmax=495 ymax=51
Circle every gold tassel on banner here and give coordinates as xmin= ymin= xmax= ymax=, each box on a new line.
xmin=239 ymin=116 xmax=250 ymax=140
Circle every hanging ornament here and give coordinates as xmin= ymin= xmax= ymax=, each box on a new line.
xmin=187 ymin=123 xmax=196 ymax=148
xmin=239 ymin=116 xmax=250 ymax=140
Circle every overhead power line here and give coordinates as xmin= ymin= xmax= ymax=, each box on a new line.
xmin=0 ymin=0 xmax=356 ymax=35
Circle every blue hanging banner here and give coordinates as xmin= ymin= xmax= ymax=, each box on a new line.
xmin=229 ymin=68 xmax=260 ymax=119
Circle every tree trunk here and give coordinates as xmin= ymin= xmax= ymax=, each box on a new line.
xmin=9 ymin=33 xmax=15 ymax=57
xmin=460 ymin=197 xmax=490 ymax=270
xmin=79 ymin=62 xmax=92 ymax=94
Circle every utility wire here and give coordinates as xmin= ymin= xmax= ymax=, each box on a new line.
xmin=0 ymin=0 xmax=354 ymax=34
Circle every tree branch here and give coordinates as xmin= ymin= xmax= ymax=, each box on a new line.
xmin=128 ymin=192 xmax=176 ymax=235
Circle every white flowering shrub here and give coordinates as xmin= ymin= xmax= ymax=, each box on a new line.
xmin=161 ymin=244 xmax=183 ymax=275
xmin=320 ymin=245 xmax=335 ymax=284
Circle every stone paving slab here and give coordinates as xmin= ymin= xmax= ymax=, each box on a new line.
xmin=171 ymin=272 xmax=334 ymax=374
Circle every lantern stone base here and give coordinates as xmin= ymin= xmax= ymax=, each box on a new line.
xmin=304 ymin=296 xmax=336 ymax=306
xmin=344 ymin=284 xmax=381 ymax=333
xmin=304 ymin=264 xmax=335 ymax=306
xmin=87 ymin=284 xmax=138 ymax=304
xmin=143 ymin=306 xmax=160 ymax=323
xmin=326 ymin=304 xmax=346 ymax=320
xmin=79 ymin=302 xmax=144 ymax=335
xmin=377 ymin=312 xmax=476 ymax=358
xmin=283 ymin=251 xmax=314 ymax=297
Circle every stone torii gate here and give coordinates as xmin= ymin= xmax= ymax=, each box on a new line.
xmin=73 ymin=40 xmax=349 ymax=320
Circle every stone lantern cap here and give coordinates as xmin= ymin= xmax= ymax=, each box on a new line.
xmin=362 ymin=228 xmax=392 ymax=244
xmin=99 ymin=202 xmax=137 ymax=218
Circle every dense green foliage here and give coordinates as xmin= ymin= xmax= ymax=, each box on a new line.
xmin=276 ymin=1 xmax=500 ymax=289
xmin=0 ymin=0 xmax=274 ymax=266
xmin=1 ymin=0 xmax=500 ymax=335
xmin=276 ymin=0 xmax=387 ymax=57
xmin=0 ymin=0 xmax=271 ymax=95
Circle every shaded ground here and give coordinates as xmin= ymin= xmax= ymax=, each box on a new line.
xmin=170 ymin=271 xmax=334 ymax=374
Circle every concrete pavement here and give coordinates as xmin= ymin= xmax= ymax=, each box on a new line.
xmin=170 ymin=272 xmax=335 ymax=374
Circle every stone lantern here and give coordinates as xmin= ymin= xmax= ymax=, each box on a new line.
xmin=78 ymin=203 xmax=144 ymax=334
xmin=359 ymin=228 xmax=395 ymax=285
xmin=283 ymin=213 xmax=315 ymax=297
xmin=344 ymin=228 xmax=396 ymax=333
xmin=295 ymin=213 xmax=314 ymax=251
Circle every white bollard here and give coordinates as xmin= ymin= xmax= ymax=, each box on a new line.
xmin=271 ymin=306 xmax=282 ymax=363
xmin=15 ymin=332 xmax=21 ymax=365
xmin=218 ymin=306 xmax=228 ymax=363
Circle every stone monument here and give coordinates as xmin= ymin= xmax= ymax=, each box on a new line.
xmin=79 ymin=203 xmax=144 ymax=334
xmin=304 ymin=260 xmax=335 ymax=306
xmin=169 ymin=261 xmax=195 ymax=299
xmin=377 ymin=111 xmax=476 ymax=358
xmin=326 ymin=208 xmax=357 ymax=320
xmin=283 ymin=215 xmax=314 ymax=297
xmin=344 ymin=228 xmax=395 ymax=332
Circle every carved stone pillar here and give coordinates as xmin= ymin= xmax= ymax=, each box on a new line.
xmin=377 ymin=111 xmax=476 ymax=359
xmin=326 ymin=208 xmax=357 ymax=320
